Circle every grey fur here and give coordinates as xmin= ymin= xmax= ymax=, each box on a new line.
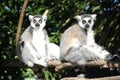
xmin=60 ymin=14 xmax=101 ymax=65
xmin=60 ymin=24 xmax=99 ymax=65
xmin=60 ymin=24 xmax=87 ymax=60
xmin=65 ymin=47 xmax=100 ymax=65
xmin=16 ymin=26 xmax=49 ymax=67
xmin=16 ymin=15 xmax=60 ymax=68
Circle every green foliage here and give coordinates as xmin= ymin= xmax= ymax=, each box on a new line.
xmin=0 ymin=0 xmax=120 ymax=79
xmin=21 ymin=68 xmax=35 ymax=79
xmin=44 ymin=71 xmax=55 ymax=80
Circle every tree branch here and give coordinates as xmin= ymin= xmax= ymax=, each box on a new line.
xmin=60 ymin=75 xmax=120 ymax=80
xmin=55 ymin=60 xmax=120 ymax=72
xmin=15 ymin=0 xmax=29 ymax=47
xmin=54 ymin=60 xmax=106 ymax=71
xmin=1 ymin=59 xmax=120 ymax=70
xmin=1 ymin=60 xmax=120 ymax=79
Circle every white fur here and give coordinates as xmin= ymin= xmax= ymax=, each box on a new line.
xmin=91 ymin=14 xmax=97 ymax=20
xmin=29 ymin=15 xmax=46 ymax=31
xmin=29 ymin=15 xmax=47 ymax=67
xmin=86 ymin=30 xmax=95 ymax=46
xmin=19 ymin=15 xmax=48 ymax=67
xmin=77 ymin=14 xmax=112 ymax=60
xmin=47 ymin=43 xmax=60 ymax=60
xmin=76 ymin=14 xmax=96 ymax=29
xmin=21 ymin=41 xmax=47 ymax=67
xmin=17 ymin=15 xmax=60 ymax=67
xmin=32 ymin=29 xmax=46 ymax=57
xmin=83 ymin=29 xmax=112 ymax=60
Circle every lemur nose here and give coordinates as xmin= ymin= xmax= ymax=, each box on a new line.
xmin=35 ymin=23 xmax=40 ymax=27
xmin=85 ymin=24 xmax=89 ymax=28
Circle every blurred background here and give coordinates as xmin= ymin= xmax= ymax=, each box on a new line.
xmin=0 ymin=0 xmax=120 ymax=80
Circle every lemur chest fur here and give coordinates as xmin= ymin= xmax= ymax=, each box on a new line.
xmin=32 ymin=29 xmax=46 ymax=56
xmin=86 ymin=30 xmax=96 ymax=47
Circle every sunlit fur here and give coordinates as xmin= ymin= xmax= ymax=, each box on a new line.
xmin=83 ymin=29 xmax=112 ymax=60
xmin=60 ymin=14 xmax=112 ymax=66
xmin=77 ymin=14 xmax=112 ymax=60
xmin=16 ymin=15 xmax=60 ymax=67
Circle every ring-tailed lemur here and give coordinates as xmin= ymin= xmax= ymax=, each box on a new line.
xmin=16 ymin=15 xmax=60 ymax=67
xmin=76 ymin=14 xmax=112 ymax=60
xmin=60 ymin=14 xmax=112 ymax=65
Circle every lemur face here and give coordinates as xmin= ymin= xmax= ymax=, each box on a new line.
xmin=29 ymin=15 xmax=47 ymax=29
xmin=76 ymin=14 xmax=96 ymax=30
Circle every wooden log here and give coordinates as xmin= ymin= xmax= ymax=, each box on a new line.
xmin=60 ymin=75 xmax=120 ymax=80
xmin=0 ymin=59 xmax=120 ymax=70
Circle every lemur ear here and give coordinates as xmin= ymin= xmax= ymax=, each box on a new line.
xmin=75 ymin=15 xmax=82 ymax=21
xmin=29 ymin=15 xmax=33 ymax=21
xmin=42 ymin=15 xmax=47 ymax=21
xmin=91 ymin=14 xmax=97 ymax=20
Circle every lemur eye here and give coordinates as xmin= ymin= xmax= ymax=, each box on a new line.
xmin=82 ymin=20 xmax=86 ymax=24
xmin=33 ymin=19 xmax=36 ymax=23
xmin=39 ymin=19 xmax=42 ymax=23
xmin=88 ymin=20 xmax=91 ymax=23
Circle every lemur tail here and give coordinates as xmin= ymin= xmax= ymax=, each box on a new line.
xmin=64 ymin=47 xmax=100 ymax=65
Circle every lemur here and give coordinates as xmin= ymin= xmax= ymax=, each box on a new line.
xmin=60 ymin=14 xmax=112 ymax=65
xmin=16 ymin=15 xmax=60 ymax=68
